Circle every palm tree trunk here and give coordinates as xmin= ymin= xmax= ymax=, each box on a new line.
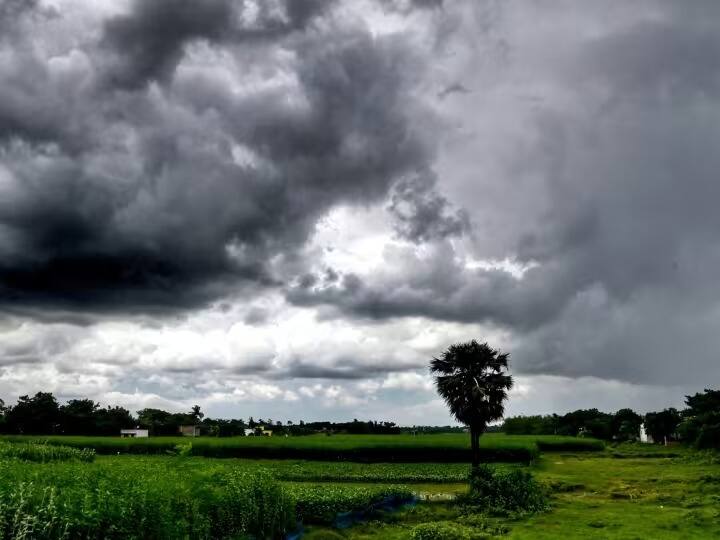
xmin=470 ymin=425 xmax=480 ymax=468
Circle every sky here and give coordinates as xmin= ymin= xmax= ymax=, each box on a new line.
xmin=1 ymin=0 xmax=719 ymax=425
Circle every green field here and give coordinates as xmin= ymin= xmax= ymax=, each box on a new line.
xmin=0 ymin=433 xmax=603 ymax=462
xmin=1 ymin=436 xmax=718 ymax=539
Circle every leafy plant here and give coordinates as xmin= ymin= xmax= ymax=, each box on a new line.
xmin=459 ymin=465 xmax=549 ymax=515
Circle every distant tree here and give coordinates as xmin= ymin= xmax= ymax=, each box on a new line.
xmin=679 ymin=389 xmax=720 ymax=448
xmin=6 ymin=392 xmax=60 ymax=434
xmin=60 ymin=399 xmax=100 ymax=435
xmin=95 ymin=406 xmax=135 ymax=435
xmin=612 ymin=408 xmax=643 ymax=441
xmin=137 ymin=408 xmax=176 ymax=435
xmin=248 ymin=417 xmax=256 ymax=428
xmin=0 ymin=398 xmax=6 ymax=433
xmin=190 ymin=405 xmax=204 ymax=422
xmin=503 ymin=415 xmax=559 ymax=435
xmin=644 ymin=408 xmax=681 ymax=444
xmin=430 ymin=340 xmax=513 ymax=468
xmin=557 ymin=409 xmax=612 ymax=439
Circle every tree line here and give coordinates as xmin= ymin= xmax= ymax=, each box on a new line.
xmin=0 ymin=393 xmax=401 ymax=436
xmin=502 ymin=388 xmax=720 ymax=448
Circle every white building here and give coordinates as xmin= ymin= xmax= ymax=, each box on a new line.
xmin=639 ymin=423 xmax=653 ymax=444
xmin=120 ymin=429 xmax=149 ymax=438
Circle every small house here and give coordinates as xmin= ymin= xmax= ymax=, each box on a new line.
xmin=179 ymin=425 xmax=201 ymax=437
xmin=639 ymin=423 xmax=654 ymax=444
xmin=120 ymin=429 xmax=149 ymax=438
xmin=244 ymin=428 xmax=255 ymax=436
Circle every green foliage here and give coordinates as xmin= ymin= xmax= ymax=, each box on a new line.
xmin=611 ymin=409 xmax=643 ymax=441
xmin=0 ymin=460 xmax=294 ymax=539
xmin=461 ymin=465 xmax=549 ymax=515
xmin=681 ymin=389 xmax=720 ymax=449
xmin=411 ymin=521 xmax=490 ymax=540
xmin=644 ymin=408 xmax=681 ymax=443
xmin=289 ymin=484 xmax=414 ymax=524
xmin=0 ymin=442 xmax=95 ymax=463
xmin=276 ymin=461 xmax=473 ymax=483
xmin=503 ymin=415 xmax=560 ymax=435
xmin=4 ymin=393 xmax=60 ymax=435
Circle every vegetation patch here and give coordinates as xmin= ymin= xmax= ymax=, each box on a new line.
xmin=288 ymin=484 xmax=414 ymax=525
xmin=0 ymin=460 xmax=294 ymax=539
xmin=460 ymin=465 xmax=549 ymax=515
xmin=0 ymin=442 xmax=95 ymax=463
xmin=0 ymin=434 xmax=567 ymax=462
xmin=410 ymin=521 xmax=491 ymax=540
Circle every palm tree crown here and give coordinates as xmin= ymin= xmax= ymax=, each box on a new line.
xmin=431 ymin=340 xmax=513 ymax=437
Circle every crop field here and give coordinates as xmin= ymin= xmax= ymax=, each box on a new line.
xmin=0 ymin=433 xmax=603 ymax=462
xmin=1 ymin=437 xmax=718 ymax=539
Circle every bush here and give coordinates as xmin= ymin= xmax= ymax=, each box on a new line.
xmin=696 ymin=423 xmax=720 ymax=449
xmin=0 ymin=442 xmax=95 ymax=463
xmin=460 ymin=465 xmax=548 ymax=515
xmin=411 ymin=521 xmax=490 ymax=540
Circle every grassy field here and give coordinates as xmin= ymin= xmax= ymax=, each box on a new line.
xmin=1 ymin=437 xmax=717 ymax=539
xmin=302 ymin=447 xmax=720 ymax=539
xmin=0 ymin=433 xmax=602 ymax=462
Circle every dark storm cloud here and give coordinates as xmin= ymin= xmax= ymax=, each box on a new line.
xmin=101 ymin=0 xmax=332 ymax=89
xmin=379 ymin=0 xmax=444 ymax=14
xmin=0 ymin=1 xmax=453 ymax=314
xmin=273 ymin=356 xmax=421 ymax=380
xmin=0 ymin=0 xmax=38 ymax=32
xmin=388 ymin=172 xmax=470 ymax=242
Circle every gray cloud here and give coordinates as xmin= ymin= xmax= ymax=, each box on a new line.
xmin=273 ymin=356 xmax=423 ymax=380
xmin=288 ymin=1 xmax=720 ymax=388
xmin=389 ymin=172 xmax=470 ymax=242
xmin=0 ymin=1 xmax=454 ymax=314
xmin=101 ymin=0 xmax=332 ymax=90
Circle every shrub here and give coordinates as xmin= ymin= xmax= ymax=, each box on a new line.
xmin=460 ymin=465 xmax=548 ymax=515
xmin=411 ymin=521 xmax=490 ymax=540
xmin=696 ymin=423 xmax=720 ymax=449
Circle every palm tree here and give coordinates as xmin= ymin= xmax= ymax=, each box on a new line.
xmin=430 ymin=340 xmax=513 ymax=468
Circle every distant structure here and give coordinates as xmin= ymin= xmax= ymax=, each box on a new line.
xmin=243 ymin=426 xmax=273 ymax=436
xmin=120 ymin=428 xmax=149 ymax=438
xmin=179 ymin=425 xmax=201 ymax=437
xmin=639 ymin=423 xmax=654 ymax=444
